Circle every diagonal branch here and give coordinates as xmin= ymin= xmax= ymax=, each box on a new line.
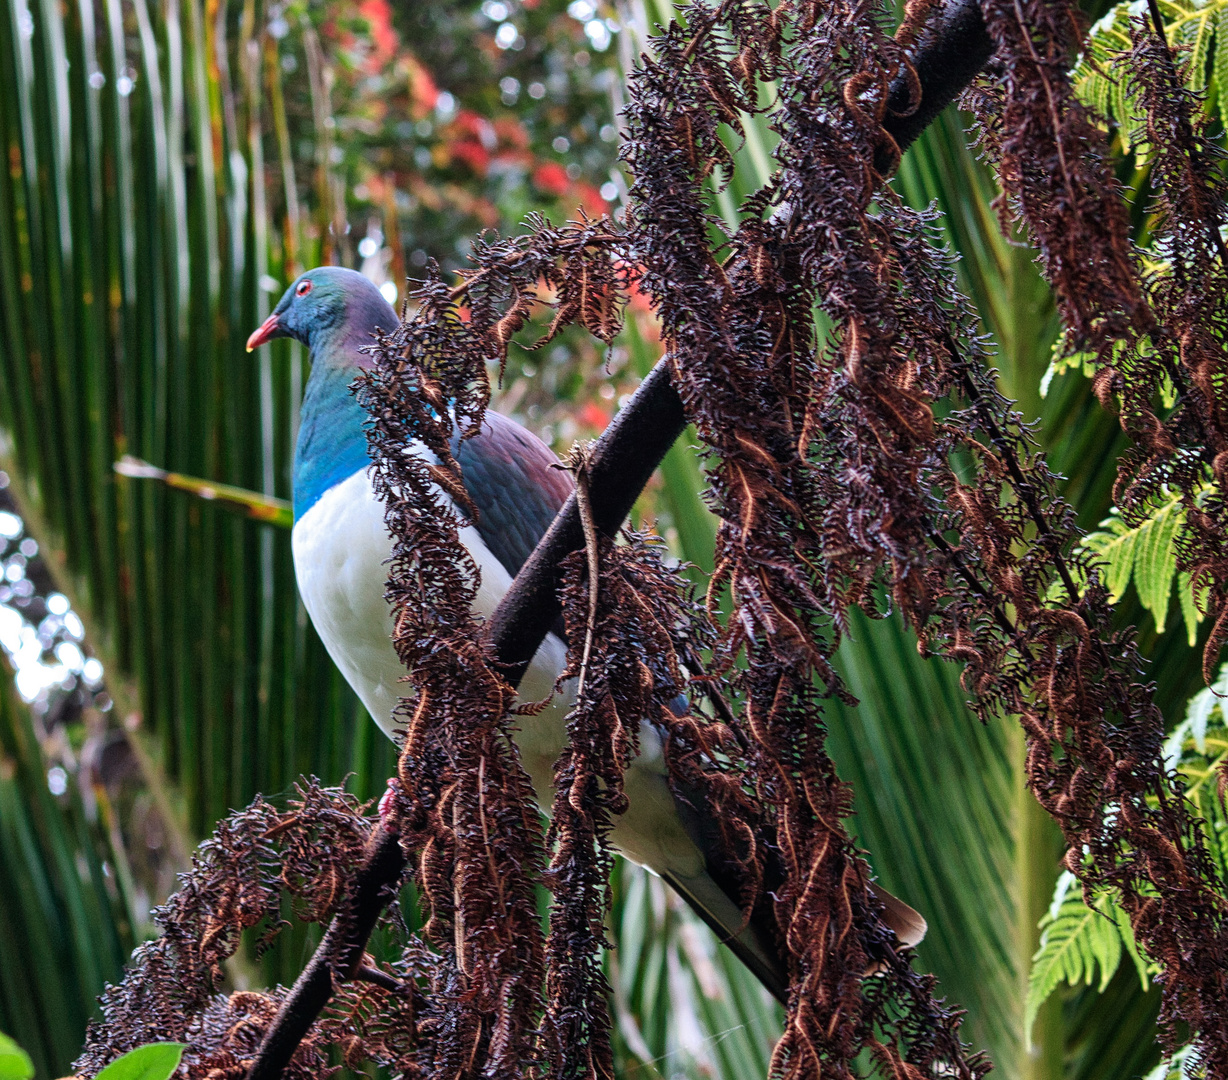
xmin=242 ymin=6 xmax=993 ymax=1077
xmin=489 ymin=359 xmax=687 ymax=688
xmin=243 ymin=823 xmax=409 ymax=1080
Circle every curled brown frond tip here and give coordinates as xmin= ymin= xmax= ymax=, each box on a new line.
xmin=73 ymin=782 xmax=389 ymax=1079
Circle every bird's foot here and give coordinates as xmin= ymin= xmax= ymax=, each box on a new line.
xmin=377 ymin=778 xmax=400 ymax=832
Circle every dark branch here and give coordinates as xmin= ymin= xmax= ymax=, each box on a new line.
xmin=242 ymin=5 xmax=996 ymax=1075
xmin=245 ymin=826 xmax=406 ymax=1080
xmin=880 ymin=0 xmax=993 ymax=168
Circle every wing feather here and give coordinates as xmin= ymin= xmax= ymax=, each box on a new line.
xmin=452 ymin=412 xmax=575 ymax=579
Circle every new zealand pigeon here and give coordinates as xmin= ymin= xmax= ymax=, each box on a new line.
xmin=247 ymin=265 xmax=926 ymax=1001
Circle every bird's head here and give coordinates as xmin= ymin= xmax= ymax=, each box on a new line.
xmin=245 ymin=266 xmax=397 ymax=360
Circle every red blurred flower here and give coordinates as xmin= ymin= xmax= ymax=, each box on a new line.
xmin=451 ymin=140 xmax=491 ymax=174
xmin=578 ymin=401 xmax=611 ymax=431
xmin=357 ymin=0 xmax=397 ymax=71
xmin=533 ymin=162 xmax=570 ymax=195
xmin=407 ymin=55 xmax=439 ymax=117
xmin=493 ymin=116 xmax=530 ymax=149
xmin=573 ymin=181 xmax=608 ymax=218
xmin=444 ymin=111 xmax=497 ymax=175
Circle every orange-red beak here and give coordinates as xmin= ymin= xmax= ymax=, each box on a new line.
xmin=245 ymin=312 xmax=282 ymax=352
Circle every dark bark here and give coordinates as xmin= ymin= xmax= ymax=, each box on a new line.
xmin=879 ymin=0 xmax=992 ymax=169
xmin=244 ymin=827 xmax=406 ymax=1080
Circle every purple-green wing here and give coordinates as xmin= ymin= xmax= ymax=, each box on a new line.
xmin=452 ymin=411 xmax=575 ymax=580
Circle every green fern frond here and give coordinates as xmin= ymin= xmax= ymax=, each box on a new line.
xmin=1025 ymin=872 xmax=1150 ymax=1042
xmin=1039 ymin=349 xmax=1097 ymax=399
xmin=1029 ymin=691 xmax=1228 ymax=1045
xmin=1041 ymin=334 xmax=1175 ymax=407
xmin=1146 ymin=1040 xmax=1207 ymax=1080
xmin=1162 ymin=666 xmax=1228 ymax=884
xmin=1081 ymin=487 xmax=1209 ymax=641
xmin=1072 ymin=0 xmax=1228 ymax=154
xmin=1164 ymin=663 xmax=1228 ymax=767
xmin=1082 ymin=508 xmax=1146 ymax=603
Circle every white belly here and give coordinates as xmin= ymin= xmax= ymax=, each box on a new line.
xmin=291 ymin=466 xmax=704 ymax=876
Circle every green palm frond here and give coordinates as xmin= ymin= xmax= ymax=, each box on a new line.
xmin=0 ymin=680 xmax=134 ymax=1078
xmin=610 ymin=864 xmax=782 ymax=1080
xmin=0 ymin=0 xmax=393 ymax=1062
xmin=0 ymin=0 xmax=394 ymax=833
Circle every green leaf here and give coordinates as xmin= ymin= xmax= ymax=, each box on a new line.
xmin=1146 ymin=1042 xmax=1204 ymax=1080
xmin=0 ymin=1034 xmax=34 ymax=1080
xmin=1179 ymin=571 xmax=1201 ymax=646
xmin=1132 ymin=496 xmax=1184 ymax=631
xmin=1026 ymin=872 xmax=1147 ymax=1040
xmin=95 ymin=1042 xmax=187 ymax=1080
xmin=1083 ymin=511 xmax=1138 ymax=602
xmin=1107 ymin=891 xmax=1151 ymax=994
xmin=1039 ymin=346 xmax=1096 ymax=398
xmin=1081 ymin=490 xmax=1190 ymax=632
xmin=1217 ymin=7 xmax=1228 ymax=111
xmin=1187 ymin=1 xmax=1215 ymax=93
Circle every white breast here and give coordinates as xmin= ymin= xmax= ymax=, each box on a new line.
xmin=291 ymin=464 xmax=704 ymax=877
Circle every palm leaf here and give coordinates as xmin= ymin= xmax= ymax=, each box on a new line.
xmin=0 ymin=679 xmax=133 ymax=1078
xmin=0 ymin=0 xmax=394 ymax=1055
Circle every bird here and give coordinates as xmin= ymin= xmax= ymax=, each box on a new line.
xmin=247 ymin=265 xmax=926 ymax=1001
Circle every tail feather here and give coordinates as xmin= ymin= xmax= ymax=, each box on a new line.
xmin=870 ymin=881 xmax=927 ymax=948
xmin=665 ymin=779 xmax=928 ymax=1001
xmin=660 ymin=869 xmax=790 ymax=1003
xmin=661 ymin=869 xmax=929 ymax=1003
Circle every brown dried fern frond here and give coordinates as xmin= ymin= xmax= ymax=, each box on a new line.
xmin=355 ymin=298 xmax=549 ymax=1079
xmin=74 ymin=782 xmax=379 ymax=1079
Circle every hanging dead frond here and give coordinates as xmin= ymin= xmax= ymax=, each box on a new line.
xmin=354 ymin=299 xmax=549 ymax=1078
xmin=972 ymin=0 xmax=1149 ymax=347
xmin=74 ymin=782 xmax=380 ymax=1079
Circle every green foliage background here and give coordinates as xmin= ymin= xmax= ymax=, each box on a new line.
xmin=0 ymin=0 xmax=1216 ymax=1076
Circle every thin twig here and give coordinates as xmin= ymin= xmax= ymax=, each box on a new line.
xmin=569 ymin=444 xmax=602 ymax=699
xmin=354 ymin=965 xmax=405 ymax=993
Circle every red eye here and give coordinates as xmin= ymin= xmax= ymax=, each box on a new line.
xmin=296 ymin=279 xmax=312 ymax=296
